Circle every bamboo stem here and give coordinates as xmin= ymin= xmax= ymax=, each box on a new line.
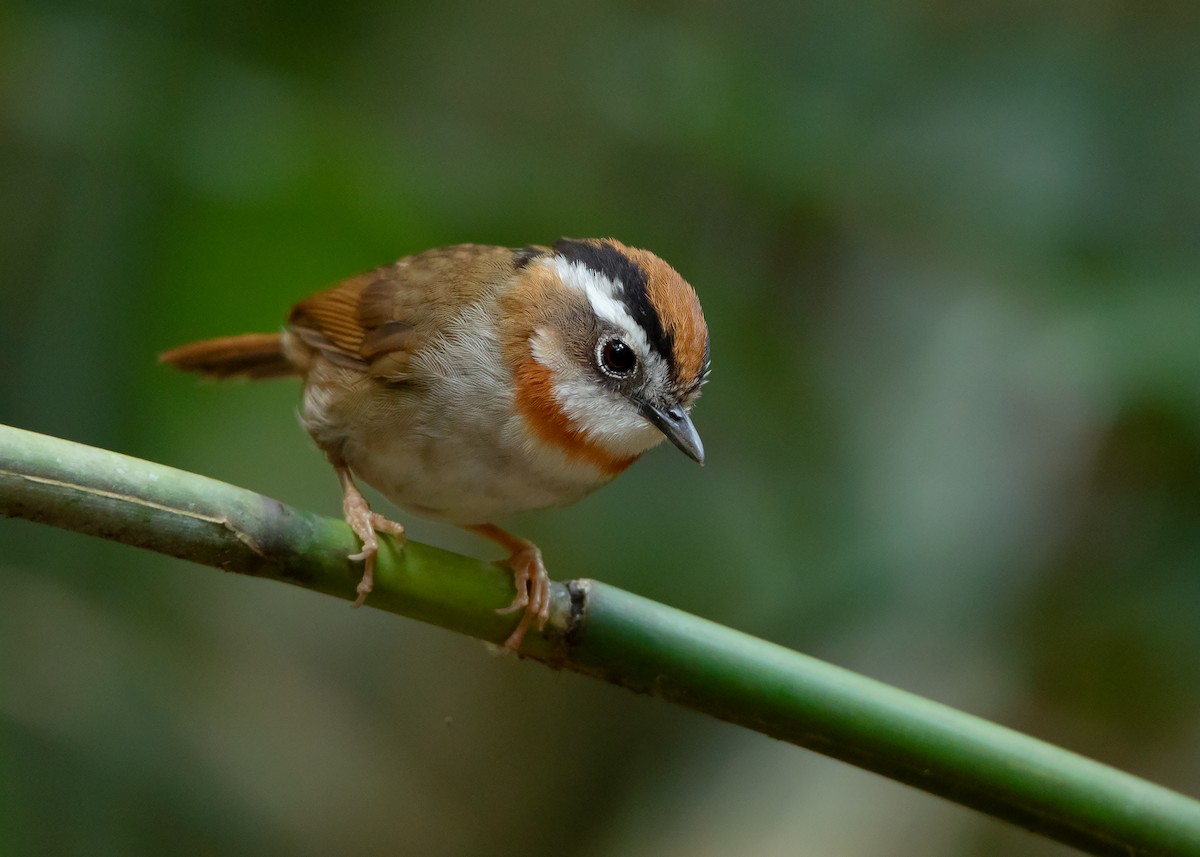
xmin=2 ymin=422 xmax=1199 ymax=857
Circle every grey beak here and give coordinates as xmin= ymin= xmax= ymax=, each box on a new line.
xmin=640 ymin=402 xmax=705 ymax=465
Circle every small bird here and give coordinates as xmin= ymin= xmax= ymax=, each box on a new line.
xmin=160 ymin=238 xmax=709 ymax=649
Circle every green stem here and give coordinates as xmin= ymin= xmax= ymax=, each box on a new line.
xmin=2 ymin=422 xmax=1199 ymax=856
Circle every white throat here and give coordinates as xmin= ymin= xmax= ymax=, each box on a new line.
xmin=529 ymin=329 xmax=664 ymax=459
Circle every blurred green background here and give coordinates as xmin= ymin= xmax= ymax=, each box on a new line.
xmin=2 ymin=2 xmax=1199 ymax=855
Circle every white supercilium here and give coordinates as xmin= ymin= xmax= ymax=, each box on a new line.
xmin=543 ymin=257 xmax=653 ymax=359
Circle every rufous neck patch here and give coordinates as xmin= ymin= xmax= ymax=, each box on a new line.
xmin=514 ymin=356 xmax=638 ymax=477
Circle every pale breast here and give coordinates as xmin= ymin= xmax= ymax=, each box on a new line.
xmin=298 ymin=300 xmax=616 ymax=525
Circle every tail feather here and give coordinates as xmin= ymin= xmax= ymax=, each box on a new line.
xmin=159 ymin=333 xmax=296 ymax=380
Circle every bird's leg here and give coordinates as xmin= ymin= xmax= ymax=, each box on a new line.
xmin=330 ymin=456 xmax=405 ymax=607
xmin=465 ymin=524 xmax=551 ymax=651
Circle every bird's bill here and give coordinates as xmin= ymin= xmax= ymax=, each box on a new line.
xmin=640 ymin=402 xmax=705 ymax=465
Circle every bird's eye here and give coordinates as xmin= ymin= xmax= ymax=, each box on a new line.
xmin=598 ymin=337 xmax=638 ymax=378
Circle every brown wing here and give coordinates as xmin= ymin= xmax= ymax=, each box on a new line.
xmin=288 ymin=244 xmax=535 ymax=382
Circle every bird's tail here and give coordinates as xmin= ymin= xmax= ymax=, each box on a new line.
xmin=158 ymin=333 xmax=297 ymax=380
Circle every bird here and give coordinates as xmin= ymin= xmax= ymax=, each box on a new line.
xmin=159 ymin=238 xmax=710 ymax=650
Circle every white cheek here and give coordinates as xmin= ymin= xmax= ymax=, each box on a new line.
xmin=554 ymin=378 xmax=665 ymax=456
xmin=530 ymin=331 xmax=664 ymax=458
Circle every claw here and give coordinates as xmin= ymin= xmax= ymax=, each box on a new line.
xmin=332 ymin=458 xmax=404 ymax=607
xmin=499 ymin=549 xmax=551 ymax=650
xmin=465 ymin=524 xmax=551 ymax=651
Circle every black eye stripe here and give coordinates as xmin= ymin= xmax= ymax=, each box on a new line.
xmin=553 ymin=238 xmax=676 ymax=371
xmin=553 ymin=238 xmax=645 ymax=295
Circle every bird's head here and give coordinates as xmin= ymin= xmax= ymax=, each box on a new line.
xmin=505 ymin=238 xmax=709 ymax=474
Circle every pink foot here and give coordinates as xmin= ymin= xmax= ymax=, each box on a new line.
xmin=495 ymin=541 xmax=551 ymax=651
xmin=340 ymin=473 xmax=405 ymax=607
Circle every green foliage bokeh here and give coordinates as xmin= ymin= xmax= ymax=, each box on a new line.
xmin=2 ymin=3 xmax=1199 ymax=856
